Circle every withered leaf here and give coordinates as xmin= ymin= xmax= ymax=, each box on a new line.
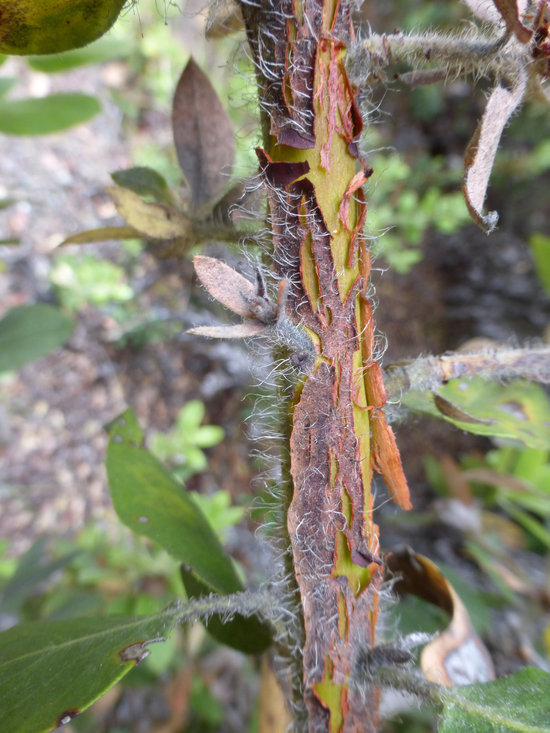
xmin=172 ymin=58 xmax=235 ymax=209
xmin=463 ymin=73 xmax=526 ymax=233
xmin=206 ymin=0 xmax=244 ymax=39
xmin=193 ymin=255 xmax=258 ymax=318
xmin=386 ymin=549 xmax=495 ymax=686
xmin=491 ymin=0 xmax=532 ymax=42
xmin=462 ymin=0 xmax=529 ymax=34
xmin=107 ymin=186 xmax=191 ymax=240
xmin=187 ymin=323 xmax=266 ymax=338
xmin=60 ymin=225 xmax=141 ymax=246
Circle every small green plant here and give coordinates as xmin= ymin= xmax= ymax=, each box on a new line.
xmin=366 ymin=143 xmax=471 ymax=273
xmin=50 ymin=253 xmax=134 ymax=311
xmin=436 ymin=445 xmax=550 ymax=551
xmin=149 ymin=400 xmax=226 ymax=481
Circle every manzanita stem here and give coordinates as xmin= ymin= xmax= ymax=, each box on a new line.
xmin=241 ymin=0 xmax=411 ymax=729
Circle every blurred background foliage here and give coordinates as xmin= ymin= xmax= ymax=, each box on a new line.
xmin=1 ymin=0 xmax=550 ymax=731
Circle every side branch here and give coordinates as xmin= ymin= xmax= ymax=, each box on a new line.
xmin=346 ymin=30 xmax=522 ymax=87
xmin=384 ymin=347 xmax=550 ymax=402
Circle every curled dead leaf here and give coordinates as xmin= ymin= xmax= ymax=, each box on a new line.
xmin=386 ymin=549 xmax=495 ymax=686
xmin=491 ymin=0 xmax=532 ymax=42
xmin=463 ymin=73 xmax=527 ymax=233
xmin=462 ymin=0 xmax=530 ymax=37
xmin=107 ymin=187 xmax=191 ymax=240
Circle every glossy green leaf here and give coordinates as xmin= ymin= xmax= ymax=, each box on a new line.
xmin=438 ymin=667 xmax=550 ymax=732
xmin=404 ymin=378 xmax=550 ymax=449
xmin=180 ymin=567 xmax=273 ymax=654
xmin=106 ymin=427 xmax=242 ymax=595
xmin=0 ymin=304 xmax=75 ymax=372
xmin=111 ymin=167 xmax=175 ymax=205
xmin=0 ymin=94 xmax=101 ymax=135
xmin=27 ymin=36 xmax=133 ymax=73
xmin=0 ymin=0 xmax=127 ymax=56
xmin=0 ymin=612 xmax=172 ymax=733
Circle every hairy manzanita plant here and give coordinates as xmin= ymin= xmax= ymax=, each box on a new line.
xmin=2 ymin=1 xmax=550 ymax=732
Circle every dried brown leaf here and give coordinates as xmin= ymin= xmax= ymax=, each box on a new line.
xmin=462 ymin=0 xmax=529 ymax=32
xmin=386 ymin=549 xmax=495 ymax=686
xmin=187 ymin=323 xmax=266 ymax=338
xmin=258 ymin=654 xmax=292 ymax=733
xmin=193 ymin=255 xmax=258 ymax=318
xmin=463 ymin=74 xmax=526 ymax=232
xmin=206 ymin=0 xmax=244 ymax=39
xmin=107 ymin=187 xmax=191 ymax=239
xmin=60 ymin=225 xmax=141 ymax=246
xmin=172 ymin=58 xmax=235 ymax=209
xmin=491 ymin=0 xmax=532 ymax=42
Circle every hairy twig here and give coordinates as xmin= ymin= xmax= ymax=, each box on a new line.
xmin=346 ymin=29 xmax=524 ymax=88
xmin=384 ymin=347 xmax=550 ymax=402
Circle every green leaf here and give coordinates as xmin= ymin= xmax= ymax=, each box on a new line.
xmin=60 ymin=225 xmax=142 ymax=246
xmin=404 ymin=378 xmax=550 ymax=449
xmin=0 ymin=612 xmax=172 ymax=733
xmin=178 ymin=399 xmax=205 ymax=429
xmin=0 ymin=0 xmax=127 ymax=56
xmin=0 ymin=304 xmax=75 ymax=372
xmin=0 ymin=77 xmax=17 ymax=97
xmin=111 ymin=167 xmax=175 ymax=205
xmin=27 ymin=36 xmax=133 ymax=73
xmin=0 ymin=538 xmax=79 ymax=614
xmin=193 ymin=425 xmax=225 ymax=448
xmin=0 ymin=94 xmax=101 ymax=135
xmin=180 ymin=568 xmax=273 ymax=654
xmin=106 ymin=434 xmax=242 ymax=595
xmin=105 ymin=408 xmax=144 ymax=446
xmin=438 ymin=667 xmax=550 ymax=732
